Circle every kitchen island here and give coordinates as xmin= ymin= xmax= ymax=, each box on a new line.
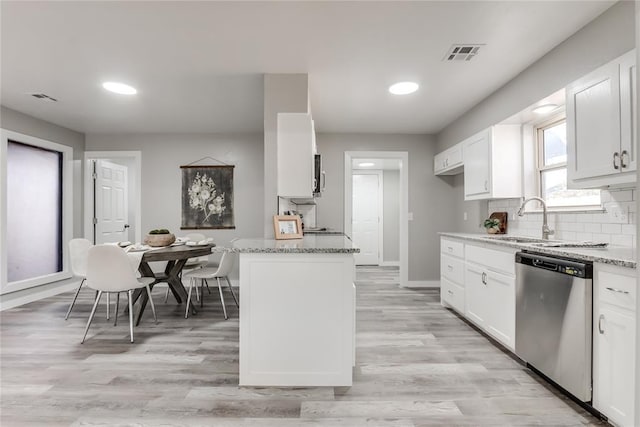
xmin=232 ymin=235 xmax=359 ymax=387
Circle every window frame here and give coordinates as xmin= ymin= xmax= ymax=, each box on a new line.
xmin=0 ymin=129 xmax=73 ymax=294
xmin=534 ymin=114 xmax=601 ymax=211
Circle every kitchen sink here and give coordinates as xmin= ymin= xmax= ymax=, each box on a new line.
xmin=484 ymin=236 xmax=550 ymax=243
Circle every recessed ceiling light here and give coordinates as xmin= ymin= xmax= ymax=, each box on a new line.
xmin=389 ymin=81 xmax=419 ymax=95
xmin=358 ymin=162 xmax=375 ymax=167
xmin=102 ymin=81 xmax=137 ymax=95
xmin=533 ymin=104 xmax=558 ymax=114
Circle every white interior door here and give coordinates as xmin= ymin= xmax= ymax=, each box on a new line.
xmin=94 ymin=160 xmax=129 ymax=244
xmin=352 ymin=172 xmax=382 ymax=265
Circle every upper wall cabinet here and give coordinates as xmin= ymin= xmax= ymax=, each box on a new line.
xmin=463 ymin=125 xmax=522 ymax=200
xmin=566 ymin=49 xmax=636 ymax=188
xmin=434 ymin=143 xmax=463 ymax=175
xmin=277 ymin=113 xmax=316 ymax=199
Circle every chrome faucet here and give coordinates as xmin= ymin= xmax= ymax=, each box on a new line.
xmin=517 ymin=197 xmax=555 ymax=240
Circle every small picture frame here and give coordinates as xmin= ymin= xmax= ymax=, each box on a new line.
xmin=273 ymin=215 xmax=303 ymax=240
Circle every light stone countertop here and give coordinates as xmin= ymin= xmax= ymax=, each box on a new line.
xmin=228 ymin=235 xmax=359 ymax=254
xmin=440 ymin=232 xmax=637 ymax=269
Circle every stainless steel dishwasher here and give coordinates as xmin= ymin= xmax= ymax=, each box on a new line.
xmin=515 ymin=252 xmax=593 ymax=402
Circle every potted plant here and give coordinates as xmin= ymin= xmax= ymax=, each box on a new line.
xmin=483 ymin=218 xmax=501 ymax=234
xmin=144 ymin=228 xmax=176 ymax=247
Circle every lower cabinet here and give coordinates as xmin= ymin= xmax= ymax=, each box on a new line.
xmin=593 ymin=263 xmax=636 ymax=427
xmin=464 ymin=260 xmax=515 ymax=350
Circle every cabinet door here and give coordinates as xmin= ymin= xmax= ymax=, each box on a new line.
xmin=464 ymin=263 xmax=487 ymax=327
xmin=434 ymin=151 xmax=447 ymax=174
xmin=463 ymin=130 xmax=490 ymax=199
xmin=486 ymin=270 xmax=515 ymax=350
xmin=277 ymin=113 xmax=315 ymax=198
xmin=594 ymin=306 xmax=635 ymax=427
xmin=566 ymin=61 xmax=621 ymax=181
xmin=619 ymin=50 xmax=637 ymax=174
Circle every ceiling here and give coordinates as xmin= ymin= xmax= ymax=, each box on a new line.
xmin=1 ymin=1 xmax=615 ymax=135
xmin=352 ymin=158 xmax=401 ymax=171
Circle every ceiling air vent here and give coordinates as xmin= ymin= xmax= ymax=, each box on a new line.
xmin=444 ymin=44 xmax=484 ymax=61
xmin=29 ymin=93 xmax=58 ymax=102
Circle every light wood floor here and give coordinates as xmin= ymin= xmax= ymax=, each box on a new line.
xmin=1 ymin=266 xmax=604 ymax=426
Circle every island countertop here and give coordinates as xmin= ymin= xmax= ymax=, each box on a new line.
xmin=231 ymin=235 xmax=360 ymax=254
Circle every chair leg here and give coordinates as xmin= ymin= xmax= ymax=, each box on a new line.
xmin=114 ymin=292 xmax=120 ymax=326
xmin=216 ymin=277 xmax=228 ymax=320
xmin=145 ymin=285 xmax=157 ymax=323
xmin=164 ymin=285 xmax=170 ymax=303
xmin=106 ymin=292 xmax=110 ymax=320
xmin=185 ymin=278 xmax=194 ymax=319
xmin=194 ymin=279 xmax=200 ymax=302
xmin=224 ymin=276 xmax=239 ymax=308
xmin=127 ymin=290 xmax=134 ymax=343
xmin=81 ymin=290 xmax=103 ymax=344
xmin=205 ymin=277 xmax=211 ymax=294
xmin=65 ymin=278 xmax=85 ymax=320
xmin=200 ymin=279 xmax=204 ymax=308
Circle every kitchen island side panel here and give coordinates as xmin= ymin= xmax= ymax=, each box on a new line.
xmin=239 ymin=252 xmax=354 ymax=386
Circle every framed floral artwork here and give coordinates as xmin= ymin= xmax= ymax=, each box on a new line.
xmin=180 ymin=165 xmax=235 ymax=229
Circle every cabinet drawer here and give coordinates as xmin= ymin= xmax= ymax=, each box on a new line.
xmin=441 ymin=277 xmax=465 ymax=313
xmin=441 ymin=238 xmax=464 ymax=258
xmin=596 ymin=265 xmax=636 ymax=311
xmin=441 ymin=254 xmax=464 ymax=284
xmin=466 ymin=243 xmax=516 ymax=275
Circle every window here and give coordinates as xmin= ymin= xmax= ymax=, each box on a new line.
xmin=536 ymin=117 xmax=600 ymax=208
xmin=1 ymin=129 xmax=72 ymax=293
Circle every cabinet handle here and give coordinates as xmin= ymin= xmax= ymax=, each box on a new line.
xmin=481 ymin=272 xmax=487 ymax=285
xmin=484 ymin=180 xmax=488 ymax=191
xmin=447 ymin=290 xmax=453 ymax=295
xmin=621 ymin=150 xmax=629 ymax=169
xmin=613 ymin=152 xmax=620 ymax=170
xmin=321 ymin=171 xmax=326 ymax=190
xmin=447 ymin=247 xmax=453 ymax=252
xmin=598 ymin=314 xmax=605 ymax=334
xmin=605 ymin=286 xmax=630 ymax=295
xmin=447 ymin=265 xmax=453 ymax=270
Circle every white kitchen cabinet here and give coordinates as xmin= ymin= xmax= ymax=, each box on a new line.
xmin=464 ymin=242 xmax=517 ymax=350
xmin=440 ymin=238 xmax=465 ymax=314
xmin=277 ymin=113 xmax=316 ymax=198
xmin=463 ymin=125 xmax=522 ymax=200
xmin=593 ymin=263 xmax=636 ymax=427
xmin=434 ymin=143 xmax=463 ymax=175
xmin=566 ymin=49 xmax=636 ymax=188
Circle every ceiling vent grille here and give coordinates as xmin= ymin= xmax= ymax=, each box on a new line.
xmin=444 ymin=44 xmax=484 ymax=61
xmin=29 ymin=93 xmax=58 ymax=102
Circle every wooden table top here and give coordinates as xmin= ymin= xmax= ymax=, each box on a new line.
xmin=141 ymin=244 xmax=215 ymax=262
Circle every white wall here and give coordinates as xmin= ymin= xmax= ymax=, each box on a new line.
xmin=0 ymin=106 xmax=86 ymax=308
xmin=85 ymin=133 xmax=264 ymax=278
xmin=315 ymin=133 xmax=452 ymax=282
xmin=436 ymin=1 xmax=635 ymax=235
xmin=383 ymin=170 xmax=399 ymax=263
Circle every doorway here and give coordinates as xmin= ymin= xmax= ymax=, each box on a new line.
xmin=344 ymin=151 xmax=408 ymax=287
xmin=84 ymin=151 xmax=142 ymax=244
xmin=352 ymin=170 xmax=383 ymax=265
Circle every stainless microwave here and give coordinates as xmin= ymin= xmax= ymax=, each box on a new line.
xmin=313 ymin=154 xmax=325 ymax=196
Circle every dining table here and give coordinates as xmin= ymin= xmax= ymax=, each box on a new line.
xmin=131 ymin=243 xmax=215 ymax=325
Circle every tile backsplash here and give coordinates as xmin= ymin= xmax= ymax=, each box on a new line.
xmin=487 ymin=189 xmax=636 ymax=248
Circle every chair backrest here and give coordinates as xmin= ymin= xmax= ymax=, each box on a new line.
xmin=86 ymin=245 xmax=141 ymax=292
xmin=68 ymin=238 xmax=93 ymax=278
xmin=215 ymin=251 xmax=236 ymax=277
xmin=185 ymin=233 xmax=206 ymax=242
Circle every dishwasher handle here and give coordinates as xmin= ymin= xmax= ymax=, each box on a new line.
xmin=531 ymin=258 xmax=559 ymax=272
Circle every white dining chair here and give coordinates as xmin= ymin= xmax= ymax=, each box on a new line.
xmin=65 ymin=238 xmax=93 ymax=320
xmin=82 ymin=245 xmax=157 ymax=343
xmin=182 ymin=251 xmax=238 ymax=319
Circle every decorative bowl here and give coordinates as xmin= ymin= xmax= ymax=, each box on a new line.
xmin=144 ymin=233 xmax=176 ymax=247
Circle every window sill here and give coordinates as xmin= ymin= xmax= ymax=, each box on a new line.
xmin=520 ymin=206 xmax=605 ymax=215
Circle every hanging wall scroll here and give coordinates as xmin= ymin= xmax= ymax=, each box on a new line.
xmin=180 ymin=164 xmax=235 ymax=229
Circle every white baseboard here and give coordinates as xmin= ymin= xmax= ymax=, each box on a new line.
xmin=404 ymin=280 xmax=440 ymax=288
xmin=379 ymin=261 xmax=400 ymax=267
xmin=0 ymin=279 xmax=81 ymax=311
